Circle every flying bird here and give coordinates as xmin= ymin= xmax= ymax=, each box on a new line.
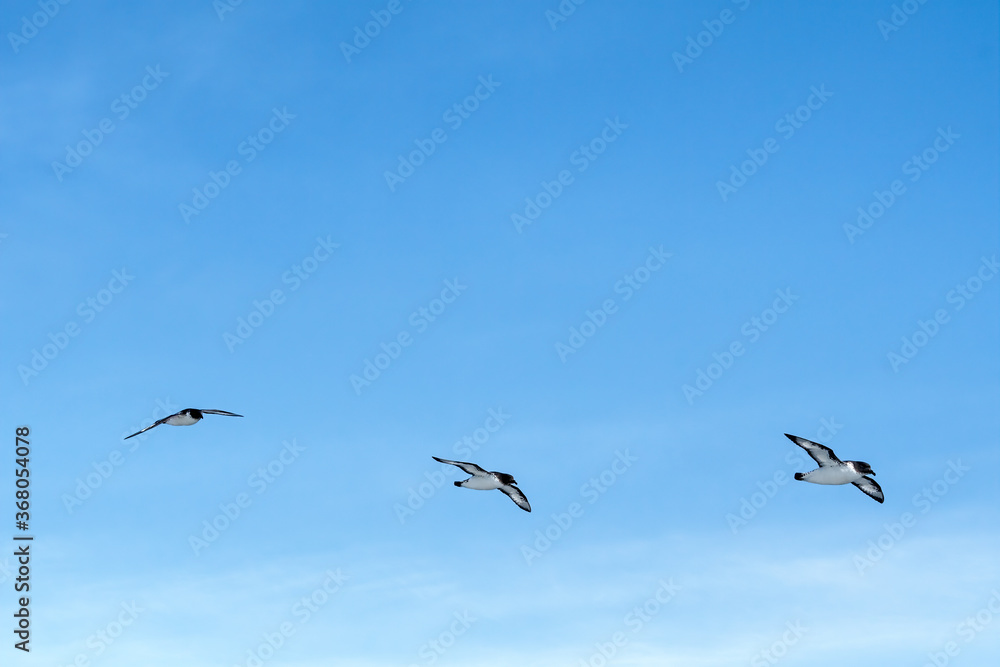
xmin=432 ymin=456 xmax=531 ymax=512
xmin=785 ymin=433 xmax=883 ymax=503
xmin=124 ymin=408 xmax=243 ymax=440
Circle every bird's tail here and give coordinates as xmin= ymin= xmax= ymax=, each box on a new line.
xmin=794 ymin=472 xmax=805 ymax=481
xmin=453 ymin=481 xmax=462 ymax=487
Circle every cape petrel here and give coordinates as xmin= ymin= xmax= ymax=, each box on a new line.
xmin=785 ymin=433 xmax=883 ymax=503
xmin=124 ymin=408 xmax=243 ymax=440
xmin=432 ymin=456 xmax=531 ymax=512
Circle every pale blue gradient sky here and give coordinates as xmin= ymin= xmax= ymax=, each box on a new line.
xmin=2 ymin=1 xmax=998 ymax=665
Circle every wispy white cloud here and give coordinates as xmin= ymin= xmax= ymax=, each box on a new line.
xmin=32 ymin=516 xmax=1000 ymax=666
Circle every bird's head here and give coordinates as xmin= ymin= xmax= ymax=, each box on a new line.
xmin=497 ymin=472 xmax=516 ymax=486
xmin=853 ymin=461 xmax=875 ymax=476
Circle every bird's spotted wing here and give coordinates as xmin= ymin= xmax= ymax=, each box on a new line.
xmin=785 ymin=434 xmax=842 ymax=467
xmin=852 ymin=476 xmax=884 ymax=504
xmin=123 ymin=413 xmax=177 ymax=440
xmin=200 ymin=409 xmax=243 ymax=417
xmin=432 ymin=456 xmax=489 ymax=477
xmin=500 ymin=484 xmax=531 ymax=512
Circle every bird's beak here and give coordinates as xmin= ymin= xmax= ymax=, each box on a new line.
xmin=870 ymin=471 xmax=876 ymax=476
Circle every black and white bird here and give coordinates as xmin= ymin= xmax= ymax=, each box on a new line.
xmin=432 ymin=456 xmax=531 ymax=512
xmin=124 ymin=408 xmax=243 ymax=440
xmin=785 ymin=433 xmax=884 ymax=503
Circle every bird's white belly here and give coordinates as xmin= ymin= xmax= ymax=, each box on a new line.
xmin=803 ymin=467 xmax=860 ymax=485
xmin=165 ymin=414 xmax=199 ymax=426
xmin=462 ymin=477 xmax=501 ymax=490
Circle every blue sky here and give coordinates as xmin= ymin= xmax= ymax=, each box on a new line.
xmin=2 ymin=0 xmax=998 ymax=665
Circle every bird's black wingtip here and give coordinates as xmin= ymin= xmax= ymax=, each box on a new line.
xmin=784 ymin=433 xmax=799 ymax=443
